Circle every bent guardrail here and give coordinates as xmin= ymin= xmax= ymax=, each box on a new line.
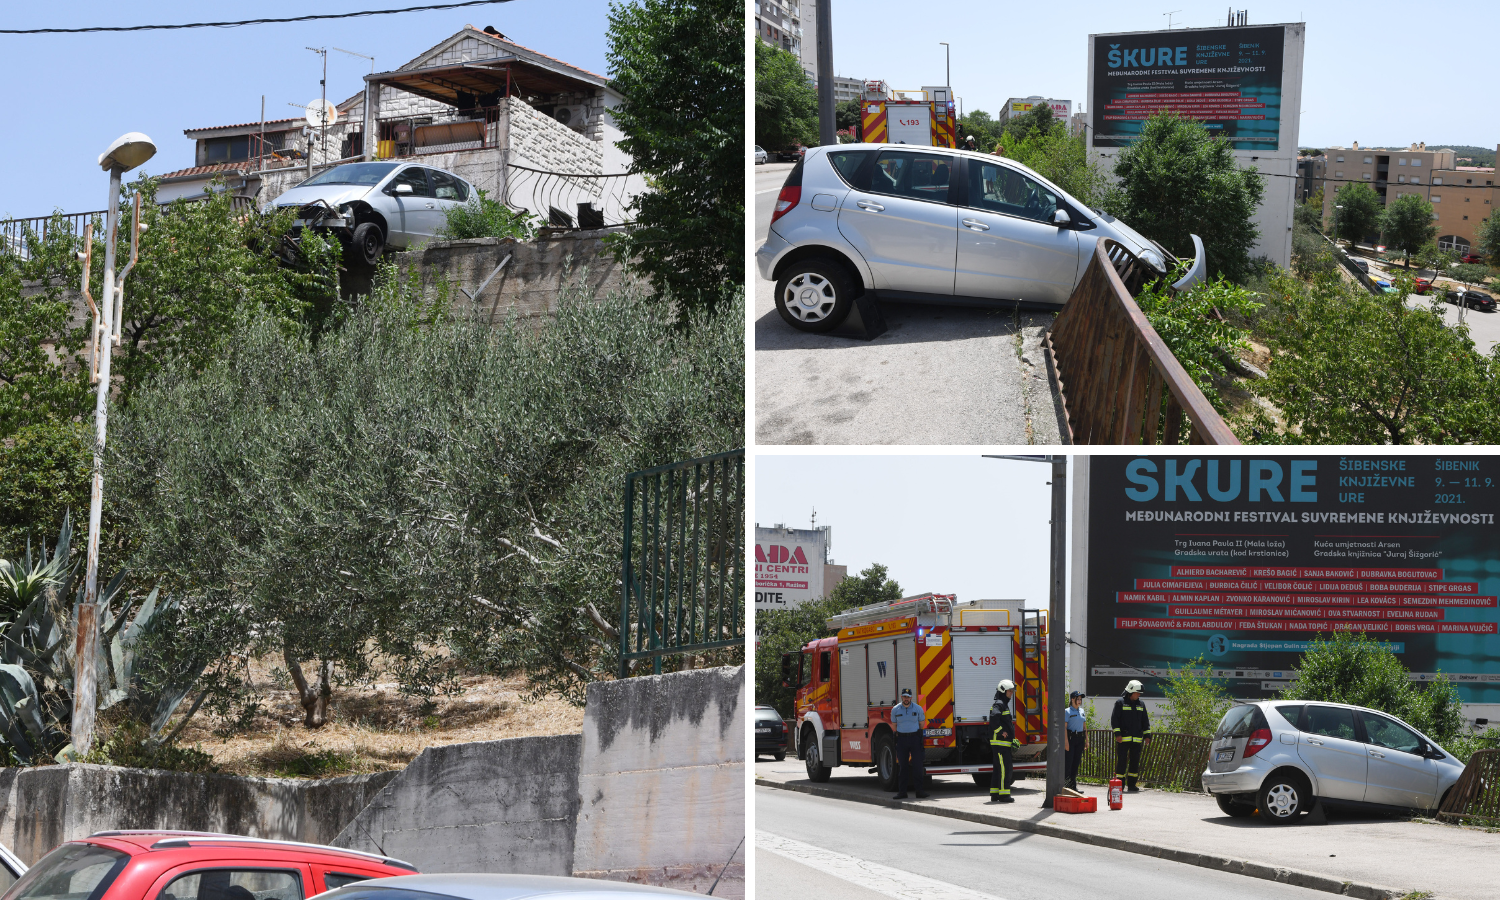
xmin=1043 ymin=238 xmax=1239 ymax=445
xmin=1438 ymin=748 xmax=1500 ymax=824
xmin=1074 ymin=729 xmax=1211 ymax=792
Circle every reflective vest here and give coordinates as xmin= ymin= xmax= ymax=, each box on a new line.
xmin=989 ymin=701 xmax=1015 ymax=748
xmin=1111 ymin=695 xmax=1151 ymax=742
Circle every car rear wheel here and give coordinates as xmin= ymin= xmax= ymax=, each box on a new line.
xmin=774 ymin=750 xmax=786 ymax=761
xmin=1215 ymin=793 xmax=1256 ymax=818
xmin=351 ymin=222 xmax=385 ymax=268
xmin=775 ymin=259 xmax=854 ymax=332
xmin=874 ymin=733 xmax=898 ymax=791
xmin=804 ymin=728 xmax=832 ymax=782
xmin=1257 ymin=773 xmax=1307 ymax=824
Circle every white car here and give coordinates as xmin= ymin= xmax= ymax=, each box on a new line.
xmin=755 ymin=145 xmax=768 ymax=164
xmin=1201 ymin=700 xmax=1466 ymax=824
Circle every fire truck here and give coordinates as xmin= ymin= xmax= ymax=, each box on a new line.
xmin=858 ymin=80 xmax=957 ymax=148
xmin=781 ymin=594 xmax=1050 ymax=790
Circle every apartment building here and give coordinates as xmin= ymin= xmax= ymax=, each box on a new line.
xmin=1296 ymin=152 xmax=1326 ymax=203
xmin=1319 ymin=141 xmax=1498 ymax=252
xmin=754 ymin=0 xmax=804 ymax=63
xmin=833 ymin=75 xmax=864 ymax=104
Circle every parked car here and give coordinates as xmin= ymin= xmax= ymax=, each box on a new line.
xmin=1201 ymin=701 xmax=1466 ymax=824
xmin=0 ymin=831 xmax=418 ymax=900
xmin=0 ymin=840 xmax=25 ymax=893
xmin=266 ymin=161 xmax=477 ymax=267
xmin=309 ymin=871 xmax=704 ymax=900
xmin=1349 ymin=258 xmax=1369 ymax=273
xmin=776 ymin=146 xmax=806 ymax=163
xmin=754 ymin=705 xmax=787 ymax=760
xmin=754 ymin=145 xmax=768 ymax=165
xmin=1451 ymin=290 xmax=1496 ymax=311
xmin=1413 ymin=277 xmax=1432 ymax=294
xmin=755 ymin=143 xmax=1205 ymax=332
xmin=1460 ymin=253 xmax=1483 ymax=264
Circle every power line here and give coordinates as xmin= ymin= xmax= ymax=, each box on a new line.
xmin=0 ymin=0 xmax=513 ymax=35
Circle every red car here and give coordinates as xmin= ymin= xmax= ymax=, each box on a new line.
xmin=1 ymin=832 xmax=416 ymax=900
xmin=1461 ymin=254 xmax=1484 ymax=264
xmin=1414 ymin=277 xmax=1432 ymax=294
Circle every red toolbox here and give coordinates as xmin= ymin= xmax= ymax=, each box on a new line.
xmin=1053 ymin=795 xmax=1097 ymax=814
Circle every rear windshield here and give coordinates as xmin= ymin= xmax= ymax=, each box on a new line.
xmin=755 ymin=708 xmax=782 ymax=723
xmin=3 ymin=844 xmax=128 ymax=900
xmin=299 ymin=163 xmax=397 ymax=186
xmin=1213 ymin=704 xmax=1266 ymax=739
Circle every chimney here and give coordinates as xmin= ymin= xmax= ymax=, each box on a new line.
xmin=1420 ymin=141 xmax=1426 ymax=150
xmin=1353 ymin=141 xmax=1359 ymax=150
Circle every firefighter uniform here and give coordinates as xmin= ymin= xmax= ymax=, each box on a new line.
xmin=987 ymin=694 xmax=1015 ymax=802
xmin=1111 ymin=692 xmax=1151 ymax=790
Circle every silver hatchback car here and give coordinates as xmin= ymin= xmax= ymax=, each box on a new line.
xmin=1201 ymin=700 xmax=1466 ymax=824
xmin=755 ymin=143 xmax=1205 ymax=332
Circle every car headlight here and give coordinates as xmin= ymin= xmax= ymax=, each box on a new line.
xmin=338 ymin=203 xmax=353 ymax=216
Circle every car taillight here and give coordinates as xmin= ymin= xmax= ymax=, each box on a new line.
xmin=1243 ymin=727 xmax=1273 ymax=758
xmin=770 ymin=186 xmax=801 ymax=225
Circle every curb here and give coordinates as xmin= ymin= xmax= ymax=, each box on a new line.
xmin=756 ymin=777 xmax=1405 ymax=900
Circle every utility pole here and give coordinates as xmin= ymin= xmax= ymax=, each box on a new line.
xmin=940 ymin=41 xmax=950 ymax=90
xmin=815 ymin=0 xmax=834 ymax=145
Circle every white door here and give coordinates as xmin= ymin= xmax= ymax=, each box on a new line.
xmin=886 ymin=105 xmax=932 ymax=145
xmin=866 ymin=639 xmax=897 ymax=707
xmin=1297 ymin=705 xmax=1368 ymax=801
xmin=949 ymin=632 xmax=1013 ymax=724
xmin=838 ymin=644 xmax=868 ymax=728
xmin=1358 ymin=711 xmax=1439 ymax=808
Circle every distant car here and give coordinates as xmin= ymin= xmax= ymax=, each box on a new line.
xmin=312 ymin=871 xmax=702 ymax=900
xmin=1202 ymin=701 xmax=1466 ymax=824
xmin=1414 ymin=277 xmax=1432 ymax=294
xmin=777 ymin=146 xmax=806 ymax=163
xmin=755 ymin=145 xmax=768 ymax=164
xmin=266 ymin=161 xmax=477 ymax=267
xmin=1452 ymin=290 xmax=1496 ymax=311
xmin=1460 ymin=253 xmax=1483 ymax=264
xmin=1350 ymin=258 xmax=1369 ymax=273
xmin=755 ymin=705 xmax=787 ymax=760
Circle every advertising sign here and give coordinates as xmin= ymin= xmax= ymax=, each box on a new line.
xmin=1091 ymin=25 xmax=1286 ymax=150
xmin=1006 ymin=98 xmax=1071 ymax=120
xmin=755 ymin=527 xmax=826 ymax=611
xmin=1085 ymin=456 xmax=1500 ymax=702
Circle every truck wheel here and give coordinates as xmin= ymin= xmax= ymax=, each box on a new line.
xmin=972 ymin=773 xmax=989 ymax=788
xmin=874 ymin=733 xmax=898 ymax=791
xmin=775 ymin=259 xmax=854 ymax=332
xmin=1257 ymin=773 xmax=1307 ymax=824
xmin=1215 ymin=793 xmax=1255 ymax=818
xmin=804 ymin=729 xmax=832 ymax=782
xmin=351 ymin=222 xmax=384 ymax=268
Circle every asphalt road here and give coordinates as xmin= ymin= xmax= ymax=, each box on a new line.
xmin=752 ymin=164 xmax=1062 ymax=445
xmin=757 ymin=786 xmax=1333 ymax=900
xmin=1361 ymin=259 xmax=1500 ymax=354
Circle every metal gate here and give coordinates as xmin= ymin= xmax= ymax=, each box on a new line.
xmin=618 ymin=449 xmax=744 ymax=676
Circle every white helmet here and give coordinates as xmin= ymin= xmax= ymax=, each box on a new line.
xmin=997 ymin=679 xmax=1016 ymax=692
xmin=1125 ymin=679 xmax=1144 ymax=693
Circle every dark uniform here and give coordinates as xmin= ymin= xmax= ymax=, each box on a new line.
xmin=1110 ymin=693 xmax=1151 ymax=790
xmin=987 ymin=693 xmax=1015 ymax=801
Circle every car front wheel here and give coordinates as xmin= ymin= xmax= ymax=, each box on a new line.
xmin=351 ymin=221 xmax=385 ymax=267
xmin=1257 ymin=773 xmax=1307 ymax=824
xmin=775 ymin=259 xmax=855 ymax=332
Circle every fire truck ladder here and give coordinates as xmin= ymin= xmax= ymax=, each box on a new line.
xmin=1019 ymin=609 xmax=1045 ymax=717
xmin=826 ymin=593 xmax=955 ymax=630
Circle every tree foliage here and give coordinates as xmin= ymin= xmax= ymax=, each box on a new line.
xmin=1379 ymin=194 xmax=1437 ymax=267
xmin=1159 ymin=655 xmax=1233 ymax=737
xmin=1002 ymin=103 xmax=1055 ymax=145
xmin=604 ymin=0 xmax=743 ymax=319
xmin=1293 ymin=187 xmax=1324 ymax=233
xmin=958 ymin=109 xmax=1003 ymax=152
xmin=0 ymin=214 xmax=91 ymax=435
xmin=437 ymin=188 xmax=538 ymax=241
xmin=753 ymin=40 xmax=816 ymax=151
xmin=1331 ymin=182 xmax=1383 ymax=246
xmin=1476 ymin=210 xmax=1500 ymax=264
xmin=835 ymin=99 xmax=861 ymax=133
xmin=1000 ymin=120 xmax=1111 ymax=211
xmin=1134 ymin=271 xmax=1262 ymax=414
xmin=753 ymin=563 xmax=902 ymax=717
xmin=0 ymin=421 xmax=90 ymax=561
xmin=1109 ymin=111 xmax=1264 ymax=283
xmin=108 ymin=280 xmax=745 ymax=712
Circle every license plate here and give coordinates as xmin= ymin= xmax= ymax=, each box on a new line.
xmin=1215 ymin=749 xmax=1234 ymax=762
xmin=755 ymin=727 xmax=771 ymax=733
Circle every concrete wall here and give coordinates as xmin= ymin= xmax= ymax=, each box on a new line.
xmin=572 ymin=666 xmax=746 ymax=899
xmin=331 ymin=735 xmax=581 ymax=876
xmin=0 ymin=765 xmax=396 ymax=866
xmin=389 ymin=230 xmax=641 ymax=323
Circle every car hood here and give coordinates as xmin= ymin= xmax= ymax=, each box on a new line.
xmin=1092 ymin=212 xmax=1170 ymax=271
xmin=265 ymin=183 xmax=374 ymax=212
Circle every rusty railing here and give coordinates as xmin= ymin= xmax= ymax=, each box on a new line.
xmin=0 ymin=196 xmax=256 ymax=261
xmin=1437 ymin=749 xmax=1500 ymax=824
xmin=1075 ymin=729 xmax=1211 ymax=791
xmin=1044 ymin=238 xmax=1239 ymax=445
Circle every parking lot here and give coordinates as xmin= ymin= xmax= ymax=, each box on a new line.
xmin=1358 ymin=258 xmax=1500 ymax=355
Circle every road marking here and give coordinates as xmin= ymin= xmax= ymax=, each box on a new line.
xmin=756 ymin=831 xmax=1009 ymax=900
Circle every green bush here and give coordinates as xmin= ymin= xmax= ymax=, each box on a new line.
xmin=86 ymin=720 xmax=218 ymax=773
xmin=1134 ymin=270 xmax=1263 ymax=414
xmin=1159 ymin=655 xmax=1233 ymax=737
xmin=437 ymin=189 xmax=537 ymax=241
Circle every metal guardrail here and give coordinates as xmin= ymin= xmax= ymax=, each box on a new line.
xmin=505 ymin=165 xmax=636 ymax=230
xmin=619 ymin=449 xmax=744 ymax=677
xmin=0 ymin=196 xmax=256 ymax=260
xmin=1043 ymin=238 xmax=1240 ymax=445
xmin=1438 ymin=748 xmax=1500 ymax=824
xmin=1077 ymin=729 xmax=1212 ymax=792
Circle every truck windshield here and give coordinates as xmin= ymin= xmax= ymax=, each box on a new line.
xmin=2 ymin=844 xmax=128 ymax=900
xmin=299 ymin=163 xmax=397 ymax=186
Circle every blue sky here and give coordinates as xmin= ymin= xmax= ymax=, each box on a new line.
xmin=0 ymin=1 xmax=615 ymax=219
xmin=823 ymin=1 xmax=1500 ymax=155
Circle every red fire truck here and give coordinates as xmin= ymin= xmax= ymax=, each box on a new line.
xmin=781 ymin=594 xmax=1050 ymax=790
xmin=858 ymin=80 xmax=957 ymax=148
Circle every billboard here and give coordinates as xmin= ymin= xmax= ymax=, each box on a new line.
xmin=1080 ymin=456 xmax=1500 ymax=702
xmin=1089 ymin=24 xmax=1288 ymax=150
xmin=1004 ymin=97 xmax=1071 ymax=121
xmin=755 ymin=526 xmax=826 ymax=611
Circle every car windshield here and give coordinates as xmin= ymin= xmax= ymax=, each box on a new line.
xmin=755 ymin=709 xmax=781 ymax=723
xmin=299 ymin=163 xmax=397 ymax=187
xmin=2 ymin=844 xmax=128 ymax=900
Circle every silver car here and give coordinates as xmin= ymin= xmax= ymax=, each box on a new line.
xmin=755 ymin=145 xmax=768 ymax=164
xmin=1201 ymin=700 xmax=1466 ymax=824
xmin=311 ymin=872 xmax=705 ymax=899
xmin=755 ymin=143 xmax=1205 ymax=332
xmin=266 ymin=161 xmax=476 ymax=267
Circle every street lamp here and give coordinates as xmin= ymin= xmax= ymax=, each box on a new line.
xmin=73 ymin=131 xmax=155 ymax=757
xmin=939 ymin=41 xmax=950 ymax=91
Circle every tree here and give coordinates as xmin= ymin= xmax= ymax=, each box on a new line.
xmin=753 ymin=41 xmax=816 ymax=151
xmin=0 ymin=213 xmax=91 ymax=435
xmin=1331 ymin=182 xmax=1383 ymax=247
xmin=605 ymin=0 xmax=743 ymax=319
xmin=0 ymin=421 xmax=90 ymax=561
xmin=1476 ymin=210 xmax=1500 ymax=263
xmin=958 ymin=108 xmax=1003 ymax=151
xmin=1109 ymin=111 xmax=1264 ymax=283
xmin=1158 ymin=655 xmax=1232 ymax=737
xmin=1133 ymin=273 xmax=1262 ymax=414
xmin=1379 ymin=194 xmax=1438 ymax=268
xmin=754 ymin=563 xmax=902 ymax=717
xmin=1002 ymin=103 xmax=1054 ymax=144
xmin=835 ymin=99 xmax=861 ymax=133
xmin=1293 ymin=186 xmax=1324 ymax=233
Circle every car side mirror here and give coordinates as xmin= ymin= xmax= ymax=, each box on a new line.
xmin=388 ymin=182 xmax=413 ymax=195
xmin=1053 ymin=208 xmax=1071 ymax=227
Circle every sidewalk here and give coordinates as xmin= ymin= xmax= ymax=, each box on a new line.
xmin=756 ymin=760 xmax=1498 ymax=900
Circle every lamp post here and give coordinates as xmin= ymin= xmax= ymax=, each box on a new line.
xmin=939 ymin=41 xmax=950 ymax=90
xmin=73 ymin=131 xmax=155 ymax=758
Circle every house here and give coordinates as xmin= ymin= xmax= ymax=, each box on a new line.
xmin=156 ymin=26 xmax=642 ymax=227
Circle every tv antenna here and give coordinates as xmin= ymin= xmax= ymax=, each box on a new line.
xmin=1164 ymin=9 xmax=1181 ymax=28
xmin=334 ymin=46 xmax=375 ymax=74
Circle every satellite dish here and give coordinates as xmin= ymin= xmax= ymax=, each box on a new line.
xmin=305 ymin=99 xmax=338 ymax=128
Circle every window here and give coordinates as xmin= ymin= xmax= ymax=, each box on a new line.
xmin=388 ymin=166 xmax=432 ymax=197
xmin=1335 ymin=171 xmax=1344 ymax=178
xmin=1363 ymin=156 xmax=1372 ymax=163
xmin=819 ymin=650 xmax=831 ymax=683
xmin=6 ymin=844 xmax=129 ymax=900
xmin=1432 ymin=195 xmax=1441 ymax=202
xmin=1304 ymin=705 xmax=1358 ymax=741
xmin=1412 ymin=159 xmax=1422 ymax=167
xmin=826 ymin=149 xmax=873 ymax=186
xmin=1274 ymin=705 xmax=1304 ymax=728
xmin=160 ymin=871 xmax=302 ymax=900
xmin=1398 ymin=159 xmax=1407 ymax=166
xmin=204 ymin=136 xmax=251 ymax=164
xmin=427 ymin=168 xmax=466 ymax=201
xmin=1433 ymin=178 xmax=1443 ymax=185
xmin=1363 ymin=173 xmax=1372 ymax=180
xmin=1336 ymin=155 xmax=1345 ymax=162
xmin=1466 ymin=178 xmax=1473 ymax=184
xmin=869 ymin=150 xmax=952 ymax=203
xmin=1358 ymin=712 xmax=1423 ymax=754
xmin=1411 ymin=176 xmax=1421 ymax=184
xmin=968 ymin=161 xmax=1060 ymax=223
xmin=1465 ymin=197 xmax=1471 ymax=202
xmin=300 ymin=162 xmax=397 ymax=186
xmin=1398 ymin=175 xmax=1406 ymax=183
xmin=1214 ymin=704 xmax=1258 ymax=739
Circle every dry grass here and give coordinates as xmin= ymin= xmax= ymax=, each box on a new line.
xmin=167 ymin=657 xmax=584 ymax=778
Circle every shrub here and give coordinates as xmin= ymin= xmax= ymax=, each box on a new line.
xmin=1134 ymin=269 xmax=1263 ymax=414
xmin=437 ymin=188 xmax=538 ymax=241
xmin=1159 ymin=655 xmax=1233 ymax=737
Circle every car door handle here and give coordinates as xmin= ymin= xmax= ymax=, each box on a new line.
xmin=1305 ymin=738 xmax=1323 ymax=745
xmin=425 ymin=202 xmax=435 ymax=208
xmin=961 ymin=218 xmax=990 ymax=231
xmin=857 ymin=200 xmax=885 ymax=211
xmin=1369 ymin=749 xmax=1385 ymax=758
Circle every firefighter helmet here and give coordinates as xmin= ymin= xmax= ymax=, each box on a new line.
xmin=1125 ymin=679 xmax=1144 ymax=693
xmin=997 ymin=679 xmax=1016 ymax=692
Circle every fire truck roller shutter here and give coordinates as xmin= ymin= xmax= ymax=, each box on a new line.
xmin=895 ymin=636 xmax=918 ymax=701
xmin=867 ymin=639 xmax=897 ymax=707
xmin=950 ymin=632 xmax=1015 ymax=723
xmin=839 ymin=644 xmax=869 ymax=727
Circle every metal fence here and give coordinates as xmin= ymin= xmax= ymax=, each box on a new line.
xmin=1043 ymin=238 xmax=1239 ymax=445
xmin=0 ymin=196 xmax=256 ymax=260
xmin=619 ymin=449 xmax=744 ymax=677
xmin=1438 ymin=749 xmax=1500 ymax=824
xmin=1076 ymin=729 xmax=1212 ymax=792
xmin=505 ymin=164 xmax=637 ymax=230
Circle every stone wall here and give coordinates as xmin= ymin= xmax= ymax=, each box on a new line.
xmin=503 ymin=96 xmax=603 ymax=176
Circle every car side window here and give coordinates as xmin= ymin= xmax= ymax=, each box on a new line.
xmin=869 ymin=151 xmax=952 ymax=203
xmin=1304 ymin=705 xmax=1358 ymax=741
xmin=968 ymin=161 xmax=1059 ymax=223
xmin=1274 ymin=705 xmax=1304 ymax=728
xmin=428 ymin=169 xmax=463 ymax=201
xmin=160 ymin=871 xmax=302 ymax=900
xmin=1359 ymin=712 xmax=1423 ymax=754
xmin=320 ymin=875 xmax=372 ymax=893
xmin=826 ymin=149 xmax=873 ymax=187
xmin=388 ymin=167 xmax=430 ymax=197
xmin=819 ymin=650 xmax=831 ymax=683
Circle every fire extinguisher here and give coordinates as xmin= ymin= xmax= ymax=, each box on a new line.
xmin=1108 ymin=777 xmax=1124 ymax=810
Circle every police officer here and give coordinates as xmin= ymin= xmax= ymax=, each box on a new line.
xmin=891 ymin=687 xmax=928 ymax=800
xmin=1111 ymin=679 xmax=1152 ymax=792
xmin=987 ymin=679 xmax=1017 ymax=804
xmin=1063 ymin=691 xmax=1088 ymax=791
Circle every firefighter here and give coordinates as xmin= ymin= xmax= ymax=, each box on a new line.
xmin=1111 ymin=680 xmax=1152 ymax=792
xmin=987 ymin=679 xmax=1016 ymax=804
xmin=891 ymin=687 xmax=928 ymax=799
